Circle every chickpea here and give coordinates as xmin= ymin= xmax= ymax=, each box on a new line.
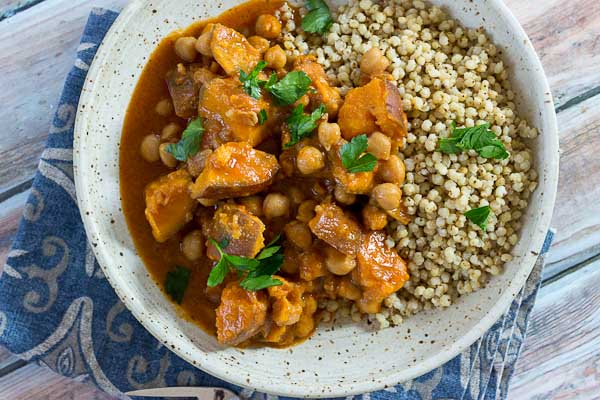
xmin=248 ymin=36 xmax=270 ymax=54
xmin=334 ymin=185 xmax=356 ymax=205
xmin=362 ymin=204 xmax=389 ymax=230
xmin=324 ymin=246 xmax=357 ymax=275
xmin=264 ymin=45 xmax=287 ymax=69
xmin=195 ymin=27 xmax=213 ymax=57
xmin=255 ymin=14 xmax=282 ymax=39
xmin=159 ymin=143 xmax=178 ymax=168
xmin=297 ymin=146 xmax=325 ymax=175
xmin=263 ymin=193 xmax=290 ymax=219
xmin=318 ymin=122 xmax=341 ymax=151
xmin=367 ymin=131 xmax=392 ymax=160
xmin=174 ymin=36 xmax=198 ymax=62
xmin=296 ymin=199 xmax=317 ymax=223
xmin=287 ymin=186 xmax=305 ymax=204
xmin=155 ymin=99 xmax=173 ymax=116
xmin=239 ymin=196 xmax=263 ymax=217
xmin=140 ymin=134 xmax=160 ymax=162
xmin=372 ymin=183 xmax=402 ymax=210
xmin=379 ymin=155 xmax=406 ymax=185
xmin=360 ymin=47 xmax=390 ymax=76
xmin=182 ymin=230 xmax=204 ymax=261
xmin=161 ymin=122 xmax=182 ymax=142
xmin=284 ymin=221 xmax=313 ymax=250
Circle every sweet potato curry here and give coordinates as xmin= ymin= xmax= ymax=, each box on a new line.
xmin=120 ymin=0 xmax=411 ymax=347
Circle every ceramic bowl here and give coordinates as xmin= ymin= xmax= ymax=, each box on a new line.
xmin=73 ymin=0 xmax=559 ymax=397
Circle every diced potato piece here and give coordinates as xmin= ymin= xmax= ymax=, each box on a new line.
xmin=203 ymin=203 xmax=266 ymax=259
xmin=268 ymin=277 xmax=304 ymax=327
xmin=190 ymin=142 xmax=280 ymax=200
xmin=216 ymin=282 xmax=268 ymax=345
xmin=298 ymin=248 xmax=327 ymax=281
xmin=353 ymin=231 xmax=409 ymax=314
xmin=308 ymin=203 xmax=363 ymax=256
xmin=293 ymin=56 xmax=343 ymax=117
xmin=210 ymin=23 xmax=261 ymax=76
xmin=144 ymin=169 xmax=196 ymax=243
xmin=329 ymin=141 xmax=375 ymax=194
xmin=338 ymin=78 xmax=408 ymax=140
xmin=199 ymin=77 xmax=273 ymax=147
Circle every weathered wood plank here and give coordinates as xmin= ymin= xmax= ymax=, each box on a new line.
xmin=0 ymin=346 xmax=22 ymax=373
xmin=0 ymin=363 xmax=117 ymax=399
xmin=504 ymin=0 xmax=600 ymax=109
xmin=0 ymin=0 xmax=126 ymax=195
xmin=508 ymin=258 xmax=600 ymax=399
xmin=543 ymin=95 xmax=600 ymax=275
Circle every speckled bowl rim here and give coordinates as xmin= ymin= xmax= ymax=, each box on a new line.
xmin=74 ymin=0 xmax=559 ymax=397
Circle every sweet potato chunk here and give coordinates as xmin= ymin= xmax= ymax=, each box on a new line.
xmin=338 ymin=78 xmax=408 ymax=140
xmin=166 ymin=65 xmax=200 ymax=118
xmin=298 ymin=248 xmax=327 ymax=281
xmin=216 ymin=282 xmax=268 ymax=345
xmin=294 ymin=56 xmax=343 ymax=116
xmin=329 ymin=141 xmax=375 ymax=194
xmin=144 ymin=170 xmax=196 ymax=243
xmin=210 ymin=23 xmax=261 ymax=76
xmin=268 ymin=277 xmax=304 ymax=327
xmin=190 ymin=142 xmax=280 ymax=200
xmin=199 ymin=77 xmax=272 ymax=147
xmin=353 ymin=231 xmax=409 ymax=314
xmin=308 ymin=203 xmax=363 ymax=256
xmin=203 ymin=203 xmax=266 ymax=259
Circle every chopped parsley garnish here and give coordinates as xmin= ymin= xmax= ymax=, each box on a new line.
xmin=239 ymin=61 xmax=268 ymax=99
xmin=264 ymin=71 xmax=312 ymax=105
xmin=340 ymin=134 xmax=377 ymax=173
xmin=438 ymin=122 xmax=509 ymax=160
xmin=301 ymin=0 xmax=333 ymax=35
xmin=164 ymin=266 xmax=191 ymax=304
xmin=207 ymin=235 xmax=284 ymax=291
xmin=258 ymin=109 xmax=268 ymax=125
xmin=464 ymin=206 xmax=492 ymax=230
xmin=284 ymin=104 xmax=326 ymax=148
xmin=164 ymin=117 xmax=204 ymax=161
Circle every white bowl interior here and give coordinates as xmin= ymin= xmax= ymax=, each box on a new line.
xmin=74 ymin=0 xmax=558 ymax=397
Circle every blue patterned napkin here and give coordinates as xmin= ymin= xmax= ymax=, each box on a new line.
xmin=0 ymin=9 xmax=554 ymax=400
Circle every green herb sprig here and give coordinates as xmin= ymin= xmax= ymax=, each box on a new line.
xmin=284 ymin=104 xmax=326 ymax=149
xmin=165 ymin=117 xmax=204 ymax=161
xmin=302 ymin=0 xmax=333 ymax=35
xmin=464 ymin=206 xmax=492 ymax=230
xmin=239 ymin=61 xmax=268 ymax=99
xmin=264 ymin=71 xmax=312 ymax=106
xmin=340 ymin=134 xmax=378 ymax=173
xmin=165 ymin=266 xmax=191 ymax=304
xmin=258 ymin=109 xmax=268 ymax=125
xmin=438 ymin=122 xmax=509 ymax=160
xmin=207 ymin=235 xmax=284 ymax=291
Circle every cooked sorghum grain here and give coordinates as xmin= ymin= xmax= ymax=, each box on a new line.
xmin=276 ymin=0 xmax=539 ymax=326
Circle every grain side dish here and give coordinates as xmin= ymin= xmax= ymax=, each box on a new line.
xmin=119 ymin=0 xmax=538 ymax=347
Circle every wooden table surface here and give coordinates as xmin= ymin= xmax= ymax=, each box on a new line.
xmin=0 ymin=0 xmax=599 ymax=398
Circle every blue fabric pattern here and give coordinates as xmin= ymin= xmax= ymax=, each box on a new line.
xmin=0 ymin=10 xmax=554 ymax=400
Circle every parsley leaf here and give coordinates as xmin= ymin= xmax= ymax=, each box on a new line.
xmin=206 ymin=237 xmax=283 ymax=290
xmin=438 ymin=122 xmax=509 ymax=160
xmin=165 ymin=118 xmax=204 ymax=161
xmin=239 ymin=61 xmax=268 ymax=99
xmin=340 ymin=134 xmax=378 ymax=173
xmin=264 ymin=71 xmax=312 ymax=105
xmin=165 ymin=266 xmax=191 ymax=304
xmin=285 ymin=104 xmax=326 ymax=148
xmin=258 ymin=109 xmax=268 ymax=125
xmin=464 ymin=206 xmax=492 ymax=230
xmin=302 ymin=0 xmax=333 ymax=35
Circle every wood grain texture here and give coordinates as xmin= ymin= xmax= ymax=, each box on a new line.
xmin=0 ymin=363 xmax=116 ymax=399
xmin=0 ymin=190 xmax=27 ymax=274
xmin=0 ymin=0 xmax=126 ymax=195
xmin=504 ymin=0 xmax=600 ymax=108
xmin=508 ymin=258 xmax=600 ymax=400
